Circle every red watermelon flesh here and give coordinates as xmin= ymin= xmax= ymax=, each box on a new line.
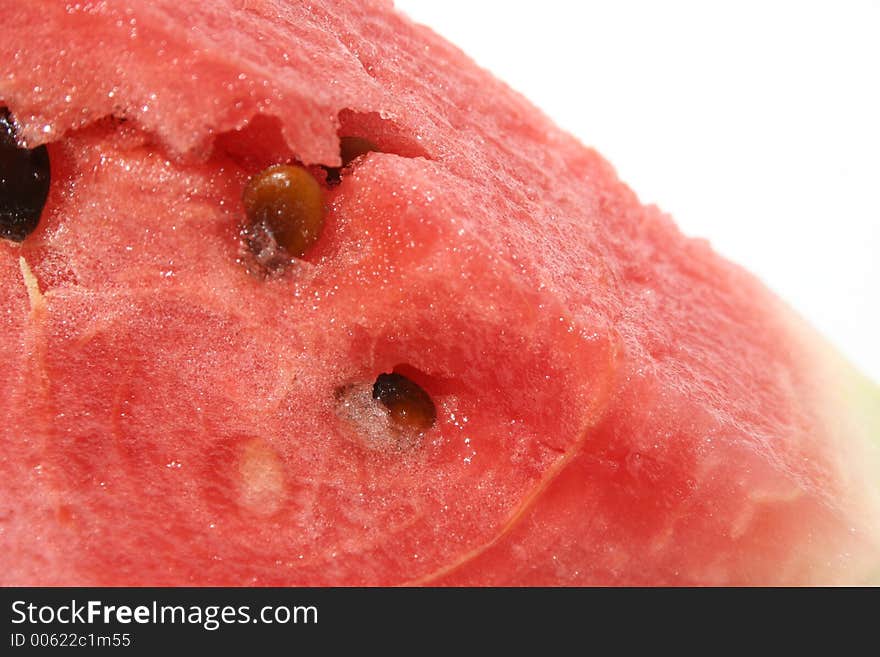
xmin=1 ymin=0 xmax=878 ymax=585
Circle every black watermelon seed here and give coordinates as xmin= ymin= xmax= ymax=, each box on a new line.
xmin=0 ymin=107 xmax=51 ymax=242
xmin=372 ymin=372 xmax=436 ymax=432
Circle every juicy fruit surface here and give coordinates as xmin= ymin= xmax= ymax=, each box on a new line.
xmin=1 ymin=0 xmax=879 ymax=585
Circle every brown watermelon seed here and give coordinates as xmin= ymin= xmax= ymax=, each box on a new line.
xmin=323 ymin=136 xmax=378 ymax=186
xmin=0 ymin=107 xmax=51 ymax=242
xmin=241 ymin=164 xmax=324 ymax=265
xmin=372 ymin=372 xmax=436 ymax=433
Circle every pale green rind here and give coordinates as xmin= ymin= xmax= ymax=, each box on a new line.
xmin=837 ymin=364 xmax=880 ymax=585
xmin=774 ymin=297 xmax=880 ymax=584
xmin=847 ymin=372 xmax=880 ymax=449
xmin=815 ymin=337 xmax=880 ymax=585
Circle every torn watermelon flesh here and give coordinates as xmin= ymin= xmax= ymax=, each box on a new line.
xmin=0 ymin=0 xmax=878 ymax=584
xmin=1 ymin=124 xmax=614 ymax=585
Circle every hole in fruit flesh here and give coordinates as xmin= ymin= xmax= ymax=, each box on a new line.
xmin=323 ymin=136 xmax=378 ymax=186
xmin=240 ymin=164 xmax=324 ymax=273
xmin=0 ymin=106 xmax=51 ymax=242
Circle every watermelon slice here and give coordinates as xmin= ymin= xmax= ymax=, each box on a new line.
xmin=1 ymin=0 xmax=878 ymax=586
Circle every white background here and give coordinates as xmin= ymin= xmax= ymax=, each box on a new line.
xmin=395 ymin=0 xmax=880 ymax=383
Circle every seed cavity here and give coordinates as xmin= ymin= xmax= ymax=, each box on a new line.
xmin=240 ymin=164 xmax=324 ymax=273
xmin=323 ymin=136 xmax=378 ymax=186
xmin=372 ymin=372 xmax=436 ymax=433
xmin=1 ymin=107 xmax=51 ymax=242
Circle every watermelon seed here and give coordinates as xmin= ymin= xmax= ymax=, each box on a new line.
xmin=0 ymin=107 xmax=51 ymax=242
xmin=240 ymin=164 xmax=325 ymax=272
xmin=323 ymin=136 xmax=378 ymax=186
xmin=373 ymin=372 xmax=436 ymax=432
